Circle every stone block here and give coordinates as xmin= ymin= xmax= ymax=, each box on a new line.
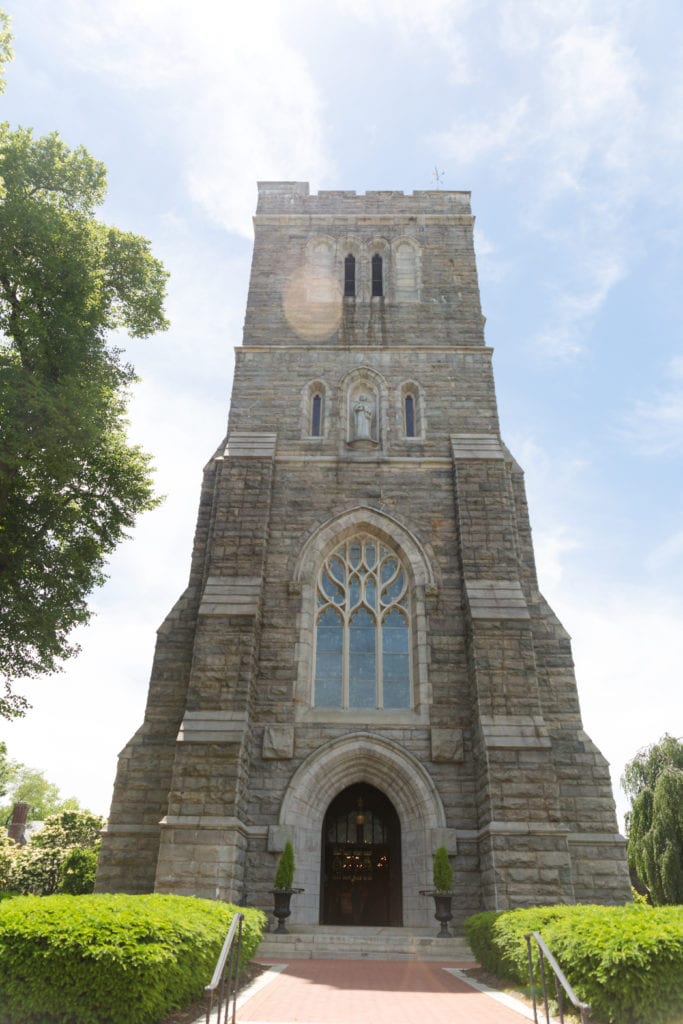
xmin=262 ymin=725 xmax=294 ymax=760
xmin=431 ymin=727 xmax=464 ymax=762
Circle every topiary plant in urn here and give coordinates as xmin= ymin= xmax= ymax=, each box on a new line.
xmin=271 ymin=840 xmax=303 ymax=933
xmin=420 ymin=845 xmax=454 ymax=937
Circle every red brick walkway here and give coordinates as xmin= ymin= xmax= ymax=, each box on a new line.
xmin=237 ymin=960 xmax=532 ymax=1023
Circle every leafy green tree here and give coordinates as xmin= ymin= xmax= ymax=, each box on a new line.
xmin=0 ymin=124 xmax=168 ymax=717
xmin=0 ymin=765 xmax=80 ymax=826
xmin=0 ymin=10 xmax=11 ymax=95
xmin=0 ymin=740 xmax=18 ymax=800
xmin=622 ymin=734 xmax=683 ymax=905
xmin=0 ymin=742 xmax=82 ymax=825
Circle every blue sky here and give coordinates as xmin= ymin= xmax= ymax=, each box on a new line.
xmin=1 ymin=0 xmax=681 ymax=830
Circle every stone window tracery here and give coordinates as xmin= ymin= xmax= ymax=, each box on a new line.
xmin=314 ymin=535 xmax=411 ymax=710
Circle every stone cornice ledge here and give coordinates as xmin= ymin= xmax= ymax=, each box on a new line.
xmin=101 ymin=824 xmax=161 ymax=835
xmin=567 ymin=831 xmax=627 ymax=845
xmin=478 ymin=821 xmax=571 ymax=839
xmin=159 ymin=816 xmax=267 ymax=838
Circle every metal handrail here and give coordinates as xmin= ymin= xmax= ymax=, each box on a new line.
xmin=205 ymin=912 xmax=244 ymax=1024
xmin=524 ymin=931 xmax=591 ymax=1024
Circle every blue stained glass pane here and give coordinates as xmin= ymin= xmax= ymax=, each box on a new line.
xmin=382 ymin=673 xmax=410 ymax=708
xmin=365 ymin=578 xmax=376 ymax=609
xmin=349 ymin=541 xmax=361 ymax=567
xmin=317 ymin=626 xmax=343 ymax=653
xmin=350 ymin=651 xmax=376 ymax=680
xmin=316 ymin=651 xmax=342 ymax=679
xmin=382 ymin=572 xmax=405 ymax=604
xmin=349 ymin=574 xmax=361 ymax=607
xmin=349 ymin=676 xmax=376 ymax=707
xmin=383 ymin=607 xmax=407 ymax=629
xmin=329 ymin=555 xmax=345 ymax=583
xmin=383 ymin=653 xmax=409 ymax=683
xmin=364 ymin=542 xmax=376 ymax=568
xmin=381 ymin=558 xmax=398 ymax=584
xmin=311 ymin=394 xmax=322 ymax=436
xmin=319 ymin=607 xmax=342 ymax=629
xmin=321 ymin=570 xmax=344 ymax=604
xmin=405 ymin=394 xmax=415 ymax=437
xmin=382 ymin=627 xmax=409 ymax=654
xmin=350 ymin=606 xmax=374 ymax=629
xmin=315 ymin=677 xmax=342 ymax=707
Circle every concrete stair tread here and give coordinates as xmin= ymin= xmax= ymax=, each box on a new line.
xmin=257 ymin=926 xmax=475 ymax=961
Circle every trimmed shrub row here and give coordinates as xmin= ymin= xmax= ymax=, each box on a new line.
xmin=465 ymin=903 xmax=683 ymax=1024
xmin=0 ymin=893 xmax=266 ymax=1024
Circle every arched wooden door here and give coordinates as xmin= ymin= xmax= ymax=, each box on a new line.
xmin=320 ymin=783 xmax=402 ymax=926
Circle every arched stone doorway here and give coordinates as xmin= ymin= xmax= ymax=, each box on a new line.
xmin=320 ymin=783 xmax=402 ymax=926
xmin=273 ymin=733 xmax=454 ymax=927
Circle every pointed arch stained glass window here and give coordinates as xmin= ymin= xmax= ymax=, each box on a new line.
xmin=314 ymin=536 xmax=411 ymax=709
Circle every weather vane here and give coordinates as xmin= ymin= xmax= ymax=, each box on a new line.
xmin=433 ymin=166 xmax=445 ymax=189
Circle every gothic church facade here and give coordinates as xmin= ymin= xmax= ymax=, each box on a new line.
xmin=96 ymin=183 xmax=630 ymax=927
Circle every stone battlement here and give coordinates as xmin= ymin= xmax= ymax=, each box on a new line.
xmin=256 ymin=181 xmax=471 ymax=217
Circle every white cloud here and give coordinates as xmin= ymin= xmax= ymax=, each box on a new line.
xmin=646 ymin=528 xmax=683 ymax=573
xmin=425 ymin=4 xmax=667 ymax=359
xmin=563 ymin=583 xmax=683 ymax=831
xmin=436 ymin=97 xmax=530 ymax=166
xmin=46 ymin=0 xmax=333 ymax=237
xmin=533 ymin=254 xmax=625 ymax=358
xmin=623 ymin=355 xmax=683 ymax=455
xmin=338 ymin=0 xmax=473 ymax=74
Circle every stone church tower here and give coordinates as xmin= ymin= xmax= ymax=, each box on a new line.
xmin=96 ymin=183 xmax=630 ymax=927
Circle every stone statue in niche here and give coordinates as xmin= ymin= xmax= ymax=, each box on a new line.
xmin=348 ymin=391 xmax=379 ymax=448
xmin=352 ymin=393 xmax=374 ymax=439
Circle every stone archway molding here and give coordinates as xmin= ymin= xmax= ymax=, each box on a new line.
xmin=268 ymin=732 xmax=456 ymax=927
xmin=291 ymin=505 xmax=437 ymax=591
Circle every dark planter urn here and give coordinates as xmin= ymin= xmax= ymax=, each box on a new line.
xmin=420 ymin=890 xmax=453 ymax=938
xmin=271 ymin=888 xmax=304 ymax=934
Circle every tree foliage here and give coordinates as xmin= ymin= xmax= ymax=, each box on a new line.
xmin=0 ymin=10 xmax=11 ymax=96
xmin=1 ymin=809 xmax=104 ymax=896
xmin=622 ymin=734 xmax=683 ymax=906
xmin=0 ymin=742 xmax=81 ymax=825
xmin=0 ymin=124 xmax=168 ymax=715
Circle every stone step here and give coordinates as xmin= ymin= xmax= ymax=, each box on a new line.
xmin=257 ymin=926 xmax=475 ymax=961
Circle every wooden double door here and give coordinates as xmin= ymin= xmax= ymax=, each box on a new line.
xmin=320 ymin=783 xmax=402 ymax=927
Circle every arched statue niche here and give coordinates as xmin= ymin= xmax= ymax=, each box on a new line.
xmin=344 ymin=368 xmax=385 ymax=449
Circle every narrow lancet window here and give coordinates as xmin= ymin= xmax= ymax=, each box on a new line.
xmin=344 ymin=254 xmax=356 ymax=297
xmin=371 ymin=254 xmax=383 ymax=297
xmin=404 ymin=394 xmax=415 ymax=437
xmin=311 ymin=393 xmax=322 ymax=436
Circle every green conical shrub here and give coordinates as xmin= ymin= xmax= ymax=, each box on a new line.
xmin=274 ymin=840 xmax=295 ymax=890
xmin=433 ymin=845 xmax=453 ymax=893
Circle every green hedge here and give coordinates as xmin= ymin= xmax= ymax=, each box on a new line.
xmin=465 ymin=903 xmax=683 ymax=1024
xmin=0 ymin=893 xmax=266 ymax=1024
